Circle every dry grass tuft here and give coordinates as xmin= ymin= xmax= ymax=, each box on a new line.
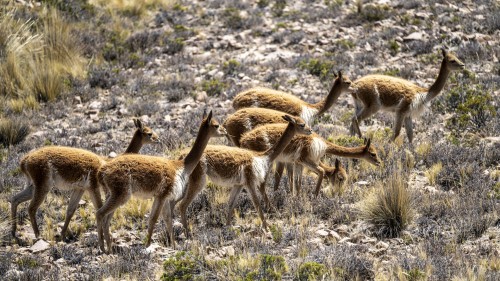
xmin=0 ymin=117 xmax=30 ymax=147
xmin=424 ymin=162 xmax=443 ymax=186
xmin=358 ymin=175 xmax=414 ymax=238
xmin=0 ymin=7 xmax=85 ymax=108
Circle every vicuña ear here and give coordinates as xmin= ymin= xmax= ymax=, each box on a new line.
xmin=338 ymin=70 xmax=342 ymax=78
xmin=282 ymin=115 xmax=294 ymax=123
xmin=364 ymin=138 xmax=372 ymax=151
xmin=134 ymin=118 xmax=144 ymax=130
xmin=335 ymin=159 xmax=340 ymax=169
xmin=205 ymin=110 xmax=213 ymax=123
xmin=441 ymin=46 xmax=448 ymax=57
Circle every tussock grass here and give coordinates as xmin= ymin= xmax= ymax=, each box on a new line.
xmin=0 ymin=117 xmax=30 ymax=147
xmin=359 ymin=175 xmax=414 ymax=238
xmin=0 ymin=7 xmax=85 ymax=111
xmin=424 ymin=162 xmax=443 ymax=186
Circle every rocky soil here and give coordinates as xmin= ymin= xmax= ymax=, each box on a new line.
xmin=1 ymin=0 xmax=499 ymax=280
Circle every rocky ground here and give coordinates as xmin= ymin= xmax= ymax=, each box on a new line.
xmin=0 ymin=0 xmax=499 ymax=280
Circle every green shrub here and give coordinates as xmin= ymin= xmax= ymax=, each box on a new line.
xmin=297 ymin=262 xmax=327 ymax=281
xmin=0 ymin=118 xmax=30 ymax=147
xmin=388 ymin=39 xmax=400 ymax=55
xmin=272 ymin=0 xmax=287 ymax=17
xmin=269 ymin=224 xmax=283 ymax=244
xmin=223 ymin=7 xmax=244 ymax=29
xmin=359 ymin=175 xmax=414 ymax=238
xmin=298 ymin=58 xmax=335 ymax=81
xmin=248 ymin=254 xmax=287 ymax=280
xmin=361 ymin=4 xmax=392 ymax=22
xmin=257 ymin=0 xmax=270 ymax=8
xmin=223 ymin=59 xmax=241 ymax=76
xmin=201 ymin=79 xmax=226 ymax=96
xmin=162 ymin=251 xmax=203 ymax=281
xmin=164 ymin=37 xmax=185 ymax=55
xmin=438 ymin=84 xmax=496 ymax=135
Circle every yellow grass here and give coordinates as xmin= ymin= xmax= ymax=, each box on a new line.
xmin=424 ymin=162 xmax=442 ymax=186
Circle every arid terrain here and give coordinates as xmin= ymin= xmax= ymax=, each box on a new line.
xmin=0 ymin=0 xmax=499 ymax=280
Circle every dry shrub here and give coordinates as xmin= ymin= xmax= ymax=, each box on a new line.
xmin=358 ymin=175 xmax=414 ymax=238
xmin=0 ymin=118 xmax=30 ymax=147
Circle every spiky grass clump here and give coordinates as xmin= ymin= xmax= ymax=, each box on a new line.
xmin=0 ymin=118 xmax=30 ymax=147
xmin=359 ymin=175 xmax=414 ymax=238
xmin=0 ymin=8 xmax=85 ymax=108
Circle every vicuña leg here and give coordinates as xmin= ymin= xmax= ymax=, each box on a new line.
xmin=27 ymin=179 xmax=50 ymax=238
xmin=247 ymin=183 xmax=268 ymax=230
xmin=392 ymin=112 xmax=405 ymax=142
xmin=10 ymin=183 xmax=34 ymax=237
xmin=300 ymin=162 xmax=324 ymax=197
xmin=350 ymin=104 xmax=379 ymax=138
xmin=96 ymin=190 xmax=130 ymax=253
xmin=60 ymin=189 xmax=85 ymax=238
xmin=161 ymin=200 xmax=174 ymax=247
xmin=178 ymin=166 xmax=206 ymax=238
xmin=273 ymin=162 xmax=285 ymax=191
xmin=226 ymin=185 xmax=244 ymax=226
xmin=145 ymin=196 xmax=167 ymax=246
xmin=404 ymin=116 xmax=414 ymax=143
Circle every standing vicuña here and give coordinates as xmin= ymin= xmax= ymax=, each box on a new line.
xmin=10 ymin=119 xmax=159 ymax=240
xmin=175 ymin=115 xmax=312 ymax=237
xmin=233 ymin=71 xmax=353 ymax=125
xmin=240 ymin=124 xmax=381 ymax=200
xmin=96 ymin=111 xmax=226 ymax=253
xmin=350 ymin=47 xmax=465 ymax=142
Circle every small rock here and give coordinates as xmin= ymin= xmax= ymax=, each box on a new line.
xmin=356 ymin=181 xmax=370 ymax=186
xmin=195 ymin=91 xmax=208 ymax=102
xmin=88 ymin=101 xmax=102 ymax=110
xmin=403 ymin=32 xmax=425 ymax=41
xmin=224 ymin=246 xmax=235 ymax=257
xmin=30 ymin=239 xmax=51 ymax=253
xmin=109 ymin=152 xmax=117 ymax=158
xmin=316 ymin=229 xmax=329 ymax=237
xmin=74 ymin=96 xmax=82 ymax=104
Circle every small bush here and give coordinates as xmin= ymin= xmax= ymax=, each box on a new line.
xmin=298 ymin=58 xmax=335 ymax=81
xmin=162 ymin=251 xmax=203 ymax=281
xmin=272 ymin=0 xmax=287 ymax=17
xmin=164 ymin=37 xmax=185 ymax=55
xmin=223 ymin=7 xmax=245 ymax=29
xmin=223 ymin=59 xmax=241 ymax=76
xmin=201 ymin=79 xmax=226 ymax=96
xmin=438 ymin=83 xmax=496 ymax=136
xmin=359 ymin=175 xmax=414 ymax=238
xmin=0 ymin=118 xmax=30 ymax=147
xmin=360 ymin=4 xmax=392 ymax=22
xmin=247 ymin=254 xmax=287 ymax=280
xmin=297 ymin=261 xmax=327 ymax=281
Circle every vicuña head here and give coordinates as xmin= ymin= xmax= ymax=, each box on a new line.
xmin=233 ymin=71 xmax=354 ymax=125
xmin=10 ymin=119 xmax=159 ymax=241
xmin=350 ymin=47 xmax=465 ymax=143
xmin=321 ymin=159 xmax=348 ymax=192
xmin=174 ymin=114 xmax=311 ymax=238
xmin=96 ymin=110 xmax=225 ymax=253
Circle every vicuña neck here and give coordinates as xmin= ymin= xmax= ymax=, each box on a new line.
xmin=124 ymin=130 xmax=144 ymax=154
xmin=426 ymin=59 xmax=451 ymax=102
xmin=326 ymin=140 xmax=364 ymax=158
xmin=313 ymin=79 xmax=342 ymax=115
xmin=183 ymin=124 xmax=211 ymax=175
xmin=263 ymin=123 xmax=297 ymax=162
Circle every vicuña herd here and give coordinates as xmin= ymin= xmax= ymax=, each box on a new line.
xmin=10 ymin=47 xmax=465 ymax=253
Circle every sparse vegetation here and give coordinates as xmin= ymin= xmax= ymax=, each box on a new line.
xmin=298 ymin=58 xmax=335 ymax=80
xmin=0 ymin=0 xmax=498 ymax=280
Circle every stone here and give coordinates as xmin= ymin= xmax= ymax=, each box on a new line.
xmin=403 ymin=32 xmax=425 ymax=41
xmin=30 ymin=239 xmax=51 ymax=253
